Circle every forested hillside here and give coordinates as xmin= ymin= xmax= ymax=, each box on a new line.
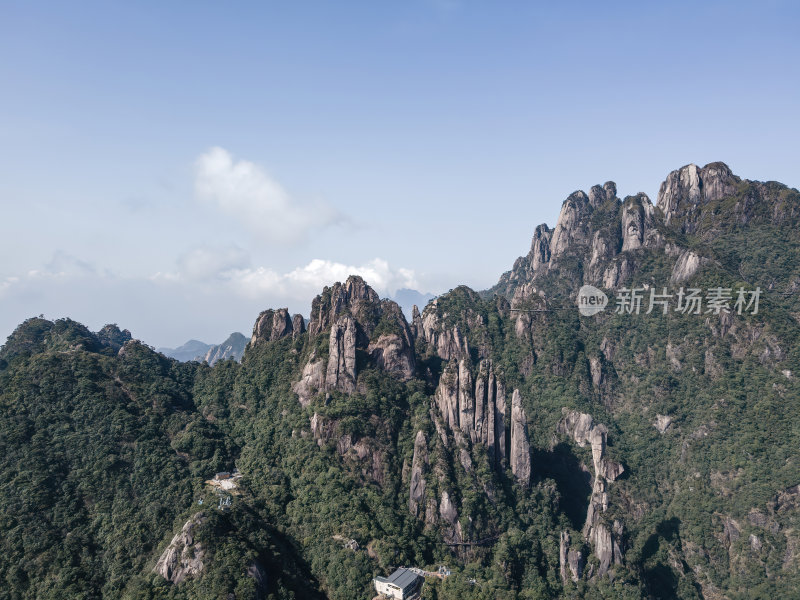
xmin=2 ymin=162 xmax=799 ymax=599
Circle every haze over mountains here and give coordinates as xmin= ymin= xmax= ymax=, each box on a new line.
xmin=2 ymin=161 xmax=799 ymax=599
xmin=159 ymin=291 xmax=434 ymax=367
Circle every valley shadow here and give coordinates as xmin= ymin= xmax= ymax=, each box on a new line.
xmin=641 ymin=517 xmax=701 ymax=600
xmin=534 ymin=442 xmax=593 ymax=530
xmin=641 ymin=517 xmax=681 ymax=562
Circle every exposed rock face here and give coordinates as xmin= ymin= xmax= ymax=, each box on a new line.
xmin=509 ymin=389 xmax=531 ymax=486
xmin=307 ymin=276 xmax=380 ymax=339
xmin=293 ymin=276 xmax=415 ymax=403
xmin=530 ymin=224 xmax=553 ymax=272
xmin=560 ymin=531 xmax=585 ymax=583
xmin=621 ymin=193 xmax=662 ymax=251
xmin=368 ymin=334 xmax=415 ymax=380
xmin=413 ymin=302 xmax=470 ymax=361
xmin=550 ymin=191 xmax=593 ymax=258
xmin=654 ymin=414 xmax=673 ymax=434
xmin=96 ymin=324 xmax=132 ymax=351
xmin=559 ymin=531 xmax=570 ymax=583
xmin=250 ymin=308 xmax=294 ymax=345
xmin=293 ymin=351 xmax=327 ymax=406
xmin=670 ymin=249 xmax=708 ymax=284
xmin=493 ymin=161 xmax=800 ymax=307
xmin=457 ymin=360 xmax=475 ymax=439
xmin=326 ymin=316 xmax=357 ymax=394
xmin=154 ymin=512 xmax=207 ymax=584
xmin=558 ymin=409 xmax=625 ymax=576
xmin=292 ymin=314 xmax=306 ymax=338
xmin=493 ymin=179 xmax=683 ymax=294
xmin=657 ymin=162 xmax=740 ymax=232
xmin=202 ymin=332 xmax=247 ymax=366
xmin=438 ymin=490 xmax=462 ymax=544
xmin=434 ymin=358 xmax=506 ymax=469
xmin=409 ymin=431 xmax=428 ymax=517
xmin=436 ymin=361 xmax=461 ymax=430
xmin=589 ymin=522 xmax=623 ymax=576
xmin=247 ymin=562 xmax=268 ymax=599
xmin=250 ymin=308 xmax=305 ymax=344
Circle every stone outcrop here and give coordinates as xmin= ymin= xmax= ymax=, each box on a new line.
xmin=559 ymin=531 xmax=585 ymax=583
xmin=250 ymin=308 xmax=294 ymax=345
xmin=509 ymin=389 xmax=531 ymax=486
xmin=368 ymin=334 xmax=415 ymax=380
xmin=558 ymin=409 xmax=625 ymax=576
xmin=413 ymin=301 xmax=470 ymax=361
xmin=621 ymin=193 xmax=662 ymax=251
xmin=325 ymin=316 xmax=357 ymax=394
xmin=530 ymin=224 xmax=553 ymax=272
xmin=307 ymin=276 xmax=380 ymax=339
xmin=492 ymin=179 xmax=676 ymax=293
xmin=96 ymin=324 xmax=132 ymax=351
xmin=409 ymin=430 xmax=428 ymax=517
xmin=154 ymin=512 xmax=207 ymax=584
xmin=367 ymin=300 xmax=416 ymax=380
xmin=293 ymin=276 xmax=415 ymax=403
xmin=247 ymin=562 xmax=268 ymax=599
xmin=293 ymin=351 xmax=327 ymax=406
xmin=202 ymin=332 xmax=247 ymax=366
xmin=654 ymin=414 xmax=672 ymax=434
xmin=438 ymin=490 xmax=462 ymax=544
xmin=434 ymin=358 xmax=506 ymax=470
xmin=493 ymin=161 xmax=800 ymax=305
xmin=670 ymin=249 xmax=708 ymax=284
xmin=292 ymin=314 xmax=306 ymax=338
xmin=250 ymin=307 xmax=305 ymax=344
xmin=657 ymin=162 xmax=740 ymax=232
xmin=550 ymin=191 xmax=594 ymax=258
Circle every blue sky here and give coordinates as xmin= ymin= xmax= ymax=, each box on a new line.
xmin=1 ymin=0 xmax=798 ymax=347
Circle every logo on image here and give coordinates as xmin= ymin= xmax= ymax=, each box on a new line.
xmin=577 ymin=285 xmax=608 ymax=316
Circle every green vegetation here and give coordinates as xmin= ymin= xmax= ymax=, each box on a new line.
xmin=2 ymin=174 xmax=800 ymax=598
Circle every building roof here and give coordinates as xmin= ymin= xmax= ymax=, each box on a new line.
xmin=377 ymin=568 xmax=420 ymax=590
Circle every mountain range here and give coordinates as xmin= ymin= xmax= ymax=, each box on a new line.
xmin=1 ymin=161 xmax=798 ymax=599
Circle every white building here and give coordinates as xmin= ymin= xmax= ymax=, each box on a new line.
xmin=374 ymin=568 xmax=422 ymax=599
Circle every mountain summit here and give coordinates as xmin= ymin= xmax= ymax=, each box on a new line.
xmin=2 ymin=162 xmax=799 ymax=599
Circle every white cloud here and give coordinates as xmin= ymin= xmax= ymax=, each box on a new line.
xmin=0 ymin=276 xmax=19 ymax=299
xmin=194 ymin=147 xmax=341 ymax=242
xmin=284 ymin=258 xmax=418 ymax=296
xmin=175 ymin=245 xmax=250 ymax=281
xmin=0 ymin=250 xmax=424 ymax=350
xmin=218 ymin=257 xmax=419 ymax=300
xmin=0 ymin=252 xmax=100 ymax=298
xmin=152 ymin=254 xmax=419 ymax=302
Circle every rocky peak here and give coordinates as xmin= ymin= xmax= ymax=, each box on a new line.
xmin=292 ymin=314 xmax=306 ymax=338
xmin=509 ymin=389 xmax=531 ymax=486
xmin=589 ymin=181 xmax=617 ymax=208
xmin=96 ymin=324 xmax=132 ymax=351
xmin=657 ymin=161 xmax=740 ymax=232
xmin=154 ymin=512 xmax=207 ymax=584
xmin=293 ymin=276 xmax=415 ymax=403
xmin=250 ymin=308 xmax=303 ymax=345
xmin=307 ymin=275 xmax=381 ymax=338
xmin=529 ymin=224 xmax=553 ymax=273
xmin=621 ymin=193 xmax=662 ymax=252
xmin=550 ymin=190 xmax=593 ymax=257
xmin=434 ymin=358 xmax=507 ymax=470
xmin=414 ymin=299 xmax=471 ymax=361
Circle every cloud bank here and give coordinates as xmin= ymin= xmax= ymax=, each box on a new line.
xmin=155 ymin=254 xmax=419 ymax=301
xmin=194 ymin=147 xmax=341 ymax=242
